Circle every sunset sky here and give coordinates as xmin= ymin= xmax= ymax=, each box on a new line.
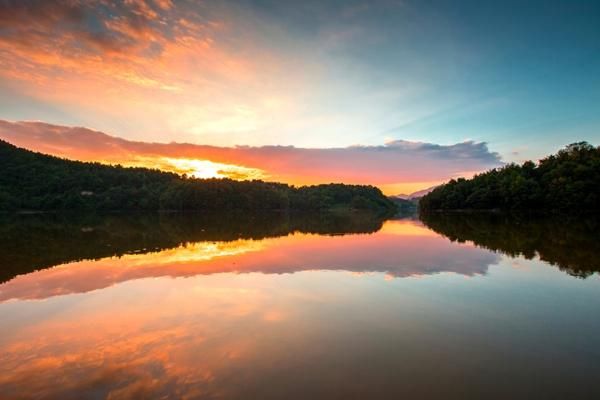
xmin=1 ymin=0 xmax=599 ymax=193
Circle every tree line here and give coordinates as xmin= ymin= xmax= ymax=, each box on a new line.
xmin=419 ymin=142 xmax=600 ymax=212
xmin=0 ymin=140 xmax=397 ymax=214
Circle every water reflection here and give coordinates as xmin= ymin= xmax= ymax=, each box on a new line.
xmin=420 ymin=212 xmax=600 ymax=278
xmin=0 ymin=211 xmax=387 ymax=283
xmin=0 ymin=214 xmax=498 ymax=301
xmin=1 ymin=212 xmax=600 ymax=399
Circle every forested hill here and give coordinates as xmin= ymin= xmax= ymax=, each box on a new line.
xmin=0 ymin=140 xmax=397 ymax=213
xmin=419 ymin=142 xmax=600 ymax=212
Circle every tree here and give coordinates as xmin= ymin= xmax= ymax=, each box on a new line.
xmin=419 ymin=142 xmax=600 ymax=212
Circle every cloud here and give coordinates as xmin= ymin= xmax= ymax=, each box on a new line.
xmin=0 ymin=0 xmax=487 ymax=151
xmin=0 ymin=120 xmax=502 ymax=193
xmin=0 ymin=0 xmax=294 ymax=143
xmin=0 ymin=0 xmax=186 ymax=57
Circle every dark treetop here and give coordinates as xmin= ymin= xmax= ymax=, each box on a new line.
xmin=419 ymin=142 xmax=600 ymax=212
xmin=0 ymin=140 xmax=396 ymax=214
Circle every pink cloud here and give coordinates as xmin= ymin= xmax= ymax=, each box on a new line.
xmin=0 ymin=120 xmax=502 ymax=192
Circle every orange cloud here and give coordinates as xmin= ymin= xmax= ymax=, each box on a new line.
xmin=0 ymin=0 xmax=308 ymax=144
xmin=0 ymin=120 xmax=502 ymax=194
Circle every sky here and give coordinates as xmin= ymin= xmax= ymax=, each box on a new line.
xmin=0 ymin=0 xmax=599 ymax=193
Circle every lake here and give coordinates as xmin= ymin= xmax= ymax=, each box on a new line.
xmin=1 ymin=212 xmax=599 ymax=399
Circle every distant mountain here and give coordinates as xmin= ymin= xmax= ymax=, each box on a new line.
xmin=393 ymin=186 xmax=437 ymax=200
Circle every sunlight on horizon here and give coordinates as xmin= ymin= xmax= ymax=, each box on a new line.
xmin=116 ymin=156 xmax=268 ymax=181
xmin=161 ymin=157 xmax=267 ymax=180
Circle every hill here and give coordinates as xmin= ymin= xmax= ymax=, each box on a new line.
xmin=394 ymin=186 xmax=436 ymax=200
xmin=0 ymin=140 xmax=397 ymax=214
xmin=419 ymin=142 xmax=600 ymax=212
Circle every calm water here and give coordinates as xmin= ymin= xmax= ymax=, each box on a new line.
xmin=1 ymin=212 xmax=599 ymax=399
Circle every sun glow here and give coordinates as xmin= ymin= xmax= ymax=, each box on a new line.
xmin=162 ymin=157 xmax=267 ymax=180
xmin=118 ymin=156 xmax=267 ymax=181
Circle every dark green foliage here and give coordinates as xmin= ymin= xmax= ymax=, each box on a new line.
xmin=0 ymin=140 xmax=397 ymax=213
xmin=420 ymin=212 xmax=600 ymax=278
xmin=419 ymin=142 xmax=600 ymax=212
xmin=289 ymin=183 xmax=396 ymax=212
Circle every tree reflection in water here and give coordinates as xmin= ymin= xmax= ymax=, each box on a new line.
xmin=420 ymin=212 xmax=600 ymax=278
xmin=0 ymin=210 xmax=388 ymax=283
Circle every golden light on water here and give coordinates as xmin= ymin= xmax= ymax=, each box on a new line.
xmin=115 ymin=240 xmax=267 ymax=266
xmin=379 ymin=220 xmax=437 ymax=237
